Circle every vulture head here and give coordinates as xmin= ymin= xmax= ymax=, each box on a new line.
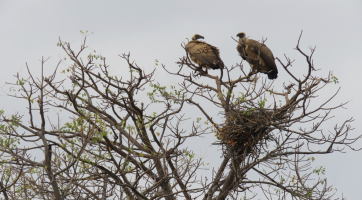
xmin=236 ymin=32 xmax=246 ymax=43
xmin=191 ymin=34 xmax=204 ymax=41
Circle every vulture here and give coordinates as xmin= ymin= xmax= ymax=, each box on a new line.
xmin=236 ymin=32 xmax=278 ymax=79
xmin=185 ymin=34 xmax=224 ymax=70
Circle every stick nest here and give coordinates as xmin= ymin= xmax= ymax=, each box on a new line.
xmin=215 ymin=109 xmax=283 ymax=157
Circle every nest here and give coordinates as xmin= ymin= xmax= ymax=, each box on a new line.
xmin=215 ymin=109 xmax=280 ymax=158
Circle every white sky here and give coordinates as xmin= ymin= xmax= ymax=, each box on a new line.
xmin=1 ymin=0 xmax=361 ymax=199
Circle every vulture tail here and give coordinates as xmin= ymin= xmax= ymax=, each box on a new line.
xmin=212 ymin=65 xmax=221 ymax=70
xmin=212 ymin=62 xmax=224 ymax=70
xmin=267 ymin=71 xmax=278 ymax=79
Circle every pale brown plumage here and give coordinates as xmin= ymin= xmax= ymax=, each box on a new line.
xmin=236 ymin=32 xmax=278 ymax=79
xmin=185 ymin=34 xmax=224 ymax=70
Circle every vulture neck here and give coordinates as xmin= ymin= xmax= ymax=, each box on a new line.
xmin=238 ymin=37 xmax=247 ymax=44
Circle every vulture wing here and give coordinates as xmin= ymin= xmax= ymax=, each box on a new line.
xmin=259 ymin=44 xmax=278 ymax=79
xmin=236 ymin=44 xmax=247 ymax=60
xmin=186 ymin=41 xmax=224 ymax=69
xmin=245 ymin=39 xmax=278 ymax=79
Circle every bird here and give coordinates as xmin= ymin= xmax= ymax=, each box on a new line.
xmin=236 ymin=32 xmax=278 ymax=79
xmin=185 ymin=34 xmax=224 ymax=70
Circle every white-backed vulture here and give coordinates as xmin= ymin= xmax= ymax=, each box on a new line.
xmin=185 ymin=34 xmax=224 ymax=70
xmin=236 ymin=32 xmax=278 ymax=79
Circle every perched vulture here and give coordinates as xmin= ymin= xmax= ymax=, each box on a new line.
xmin=236 ymin=32 xmax=278 ymax=79
xmin=185 ymin=34 xmax=224 ymax=70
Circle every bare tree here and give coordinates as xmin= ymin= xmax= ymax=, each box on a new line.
xmin=0 ymin=31 xmax=360 ymax=200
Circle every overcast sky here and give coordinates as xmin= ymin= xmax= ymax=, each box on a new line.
xmin=1 ymin=0 xmax=361 ymax=199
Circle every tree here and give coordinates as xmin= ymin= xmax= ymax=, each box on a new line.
xmin=0 ymin=31 xmax=359 ymax=200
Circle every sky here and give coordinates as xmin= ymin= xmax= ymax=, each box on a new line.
xmin=0 ymin=0 xmax=361 ymax=199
